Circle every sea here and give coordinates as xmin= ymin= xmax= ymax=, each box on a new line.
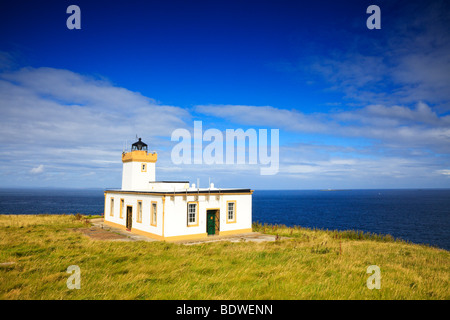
xmin=0 ymin=188 xmax=449 ymax=250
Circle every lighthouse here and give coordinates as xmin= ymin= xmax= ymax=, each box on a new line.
xmin=121 ymin=138 xmax=157 ymax=191
xmin=104 ymin=138 xmax=253 ymax=241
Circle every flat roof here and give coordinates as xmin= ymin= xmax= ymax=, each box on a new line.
xmin=150 ymin=181 xmax=190 ymax=183
xmin=105 ymin=188 xmax=253 ymax=195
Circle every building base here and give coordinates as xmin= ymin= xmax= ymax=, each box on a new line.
xmin=103 ymin=220 xmax=252 ymax=242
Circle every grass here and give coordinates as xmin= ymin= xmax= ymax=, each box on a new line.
xmin=253 ymin=221 xmax=400 ymax=243
xmin=0 ymin=215 xmax=449 ymax=300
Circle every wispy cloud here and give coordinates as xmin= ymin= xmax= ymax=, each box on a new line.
xmin=0 ymin=67 xmax=190 ymax=187
xmin=0 ymin=65 xmax=448 ymax=189
xmin=30 ymin=164 xmax=44 ymax=174
xmin=436 ymin=169 xmax=450 ymax=176
xmin=195 ymin=102 xmax=450 ymax=188
xmin=274 ymin=1 xmax=450 ymax=109
xmin=196 ymin=102 xmax=450 ymax=153
xmin=195 ymin=104 xmax=330 ymax=133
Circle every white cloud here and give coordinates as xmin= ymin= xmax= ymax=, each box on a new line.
xmin=195 ymin=102 xmax=450 ymax=188
xmin=436 ymin=169 xmax=450 ymax=176
xmin=30 ymin=165 xmax=44 ymax=174
xmin=195 ymin=104 xmax=330 ymax=133
xmin=276 ymin=2 xmax=450 ymax=109
xmin=0 ymin=67 xmax=191 ymax=187
xmin=0 ymin=67 xmax=190 ymax=147
xmin=0 ymin=67 xmax=191 ymax=148
xmin=196 ymin=102 xmax=450 ymax=153
xmin=0 ymin=65 xmax=449 ymax=189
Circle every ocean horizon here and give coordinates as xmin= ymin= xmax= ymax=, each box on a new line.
xmin=0 ymin=187 xmax=449 ymax=250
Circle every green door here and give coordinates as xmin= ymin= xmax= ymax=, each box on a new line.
xmin=207 ymin=211 xmax=215 ymax=235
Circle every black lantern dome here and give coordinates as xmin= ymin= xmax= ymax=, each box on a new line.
xmin=131 ymin=138 xmax=148 ymax=151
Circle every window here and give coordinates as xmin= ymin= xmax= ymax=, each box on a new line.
xmin=227 ymin=201 xmax=236 ymax=223
xmin=151 ymin=202 xmax=157 ymax=226
xmin=137 ymin=200 xmax=143 ymax=223
xmin=120 ymin=199 xmax=124 ymax=219
xmin=110 ymin=198 xmax=114 ymax=217
xmin=187 ymin=202 xmax=198 ymax=226
xmin=141 ymin=163 xmax=147 ymax=172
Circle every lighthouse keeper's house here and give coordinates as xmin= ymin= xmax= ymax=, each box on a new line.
xmin=103 ymin=138 xmax=253 ymax=241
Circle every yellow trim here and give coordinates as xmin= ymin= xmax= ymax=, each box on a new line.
xmin=141 ymin=163 xmax=147 ymax=172
xmin=187 ymin=201 xmax=199 ymax=227
xmin=165 ymin=233 xmax=208 ymax=242
xmin=104 ymin=220 xmax=207 ymax=242
xmin=103 ymin=192 xmax=106 ymax=217
xmin=122 ymin=150 xmax=157 ymax=163
xmin=218 ymin=228 xmax=253 ymax=236
xmin=137 ymin=200 xmax=143 ymax=223
xmin=162 ymin=196 xmax=165 ymax=238
xmin=226 ymin=200 xmax=237 ymax=224
xmin=150 ymin=201 xmax=157 ymax=227
xmin=104 ymin=221 xmax=252 ymax=241
xmin=133 ymin=228 xmax=164 ymax=240
xmin=104 ymin=220 xmax=164 ymax=240
xmin=110 ymin=197 xmax=114 ymax=217
xmin=120 ymin=198 xmax=124 ymax=219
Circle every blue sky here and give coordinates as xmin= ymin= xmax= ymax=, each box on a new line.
xmin=0 ymin=0 xmax=449 ymax=189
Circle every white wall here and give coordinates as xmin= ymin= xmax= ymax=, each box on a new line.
xmin=104 ymin=192 xmax=163 ymax=237
xmin=104 ymin=192 xmax=252 ymax=239
xmin=121 ymin=162 xmax=156 ymax=191
xmin=163 ymin=193 xmax=252 ymax=237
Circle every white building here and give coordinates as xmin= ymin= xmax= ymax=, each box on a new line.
xmin=104 ymin=138 xmax=253 ymax=241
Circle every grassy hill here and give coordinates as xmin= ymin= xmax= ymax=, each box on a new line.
xmin=0 ymin=215 xmax=448 ymax=299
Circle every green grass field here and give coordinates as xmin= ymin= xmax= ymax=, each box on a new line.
xmin=0 ymin=215 xmax=448 ymax=299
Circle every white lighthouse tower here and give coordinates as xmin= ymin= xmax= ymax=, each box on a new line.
xmin=121 ymin=138 xmax=157 ymax=191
